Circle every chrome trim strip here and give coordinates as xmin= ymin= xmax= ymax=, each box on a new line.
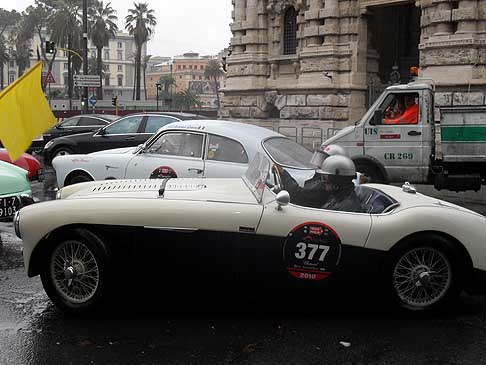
xmin=143 ymin=226 xmax=198 ymax=233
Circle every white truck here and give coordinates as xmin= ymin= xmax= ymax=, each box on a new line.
xmin=323 ymin=82 xmax=486 ymax=192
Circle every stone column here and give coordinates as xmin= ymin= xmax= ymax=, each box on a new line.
xmin=245 ymin=0 xmax=259 ymax=53
xmin=233 ymin=0 xmax=247 ymax=54
xmin=304 ymin=0 xmax=322 ymax=47
xmin=322 ymin=0 xmax=340 ymax=44
xmin=433 ymin=0 xmax=453 ymax=35
xmin=453 ymin=0 xmax=478 ymax=34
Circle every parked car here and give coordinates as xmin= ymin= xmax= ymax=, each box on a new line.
xmin=0 ymin=149 xmax=43 ymax=181
xmin=0 ymin=160 xmax=34 ymax=219
xmin=16 ymin=154 xmax=486 ymax=315
xmin=42 ymin=114 xmax=119 ymax=144
xmin=52 ymin=120 xmax=317 ymax=187
xmin=43 ymin=112 xmax=206 ymax=165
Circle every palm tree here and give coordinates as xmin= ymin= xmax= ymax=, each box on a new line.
xmin=175 ymin=88 xmax=201 ymax=112
xmin=89 ymin=1 xmax=118 ymax=100
xmin=159 ymin=74 xmax=175 ymax=109
xmin=204 ymin=59 xmax=224 ymax=108
xmin=125 ymin=2 xmax=156 ymax=100
xmin=142 ymin=54 xmax=151 ymax=100
xmin=47 ymin=0 xmax=82 ymax=103
xmin=0 ymin=38 xmax=9 ymax=90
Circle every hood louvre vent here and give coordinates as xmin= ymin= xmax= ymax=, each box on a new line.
xmin=90 ymin=179 xmax=162 ymax=193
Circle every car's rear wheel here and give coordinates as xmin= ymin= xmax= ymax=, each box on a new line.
xmin=40 ymin=228 xmax=112 ymax=315
xmin=65 ymin=173 xmax=93 ymax=186
xmin=387 ymin=234 xmax=464 ymax=313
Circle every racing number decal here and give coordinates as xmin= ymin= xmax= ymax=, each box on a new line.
xmin=284 ymin=222 xmax=341 ymax=281
xmin=150 ymin=166 xmax=178 ymax=179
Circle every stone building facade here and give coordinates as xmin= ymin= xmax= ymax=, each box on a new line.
xmin=221 ymin=0 xmax=486 ymax=149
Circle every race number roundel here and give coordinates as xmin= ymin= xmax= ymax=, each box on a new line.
xmin=150 ymin=166 xmax=178 ymax=179
xmin=284 ymin=222 xmax=341 ymax=281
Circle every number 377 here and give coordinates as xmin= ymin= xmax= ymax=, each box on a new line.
xmin=294 ymin=242 xmax=330 ymax=262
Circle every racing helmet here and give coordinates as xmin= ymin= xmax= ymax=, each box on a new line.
xmin=310 ymin=144 xmax=349 ymax=167
xmin=317 ymin=155 xmax=356 ymax=182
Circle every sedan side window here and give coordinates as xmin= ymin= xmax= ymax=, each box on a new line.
xmin=103 ymin=116 xmax=143 ymax=135
xmin=145 ymin=116 xmax=177 ymax=134
xmin=206 ymin=134 xmax=248 ymax=163
xmin=60 ymin=117 xmax=80 ymax=127
xmin=78 ymin=117 xmax=108 ymax=127
xmin=148 ymin=132 xmax=204 ymax=158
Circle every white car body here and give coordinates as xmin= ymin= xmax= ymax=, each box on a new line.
xmin=16 ymin=154 xmax=486 ymax=315
xmin=52 ymin=120 xmax=317 ymax=188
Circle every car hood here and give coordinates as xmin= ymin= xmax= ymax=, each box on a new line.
xmin=0 ymin=161 xmax=30 ymax=194
xmin=368 ymin=183 xmax=485 ymax=218
xmin=90 ymin=147 xmax=137 ymax=155
xmin=58 ymin=178 xmax=259 ymax=205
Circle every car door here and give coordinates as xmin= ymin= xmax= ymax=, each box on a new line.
xmin=240 ymin=190 xmax=372 ymax=290
xmin=364 ymin=91 xmax=427 ymax=183
xmin=91 ymin=115 xmax=145 ymax=151
xmin=203 ymin=133 xmax=250 ymax=178
xmin=125 ymin=131 xmax=205 ymax=179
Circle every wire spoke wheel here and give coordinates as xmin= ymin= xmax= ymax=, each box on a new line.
xmin=49 ymin=240 xmax=100 ymax=304
xmin=393 ymin=246 xmax=452 ymax=308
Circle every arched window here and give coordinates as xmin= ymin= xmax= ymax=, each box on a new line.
xmin=283 ymin=7 xmax=298 ymax=55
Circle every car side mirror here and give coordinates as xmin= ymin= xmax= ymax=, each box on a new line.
xmin=55 ymin=124 xmax=62 ymax=129
xmin=276 ymin=190 xmax=290 ymax=210
xmin=98 ymin=128 xmax=106 ymax=136
xmin=137 ymin=144 xmax=147 ymax=153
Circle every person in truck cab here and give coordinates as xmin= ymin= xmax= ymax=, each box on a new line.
xmin=385 ymin=95 xmax=418 ymax=125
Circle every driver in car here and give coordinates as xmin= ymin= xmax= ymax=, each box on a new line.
xmin=273 ymin=144 xmax=348 ymax=208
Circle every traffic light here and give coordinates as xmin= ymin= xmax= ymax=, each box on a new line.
xmin=111 ymin=96 xmax=117 ymax=106
xmin=45 ymin=41 xmax=55 ymax=54
xmin=156 ymin=82 xmax=161 ymax=91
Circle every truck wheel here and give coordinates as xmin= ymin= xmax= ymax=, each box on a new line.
xmin=40 ymin=228 xmax=112 ymax=315
xmin=355 ymin=161 xmax=385 ymax=183
xmin=386 ymin=234 xmax=464 ymax=313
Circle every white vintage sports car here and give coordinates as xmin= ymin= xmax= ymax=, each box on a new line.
xmin=52 ymin=120 xmax=318 ymax=188
xmin=16 ymin=154 xmax=486 ymax=315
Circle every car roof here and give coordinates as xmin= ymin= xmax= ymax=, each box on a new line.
xmin=117 ymin=112 xmax=207 ymax=121
xmin=160 ymin=119 xmax=283 ymax=141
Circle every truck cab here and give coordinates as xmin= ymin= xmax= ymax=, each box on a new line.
xmin=324 ymin=83 xmax=435 ymax=184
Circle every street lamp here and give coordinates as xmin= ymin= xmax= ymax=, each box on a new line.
xmin=156 ymin=81 xmax=161 ymax=111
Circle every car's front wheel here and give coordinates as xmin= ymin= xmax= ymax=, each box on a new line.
xmin=40 ymin=228 xmax=112 ymax=315
xmin=387 ymin=234 xmax=464 ymax=313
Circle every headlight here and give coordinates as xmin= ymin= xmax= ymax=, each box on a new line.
xmin=14 ymin=211 xmax=21 ymax=239
xmin=44 ymin=140 xmax=54 ymax=149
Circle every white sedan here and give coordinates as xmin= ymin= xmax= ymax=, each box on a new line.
xmin=16 ymin=154 xmax=486 ymax=315
xmin=52 ymin=120 xmax=317 ymax=188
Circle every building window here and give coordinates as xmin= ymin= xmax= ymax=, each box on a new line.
xmin=117 ymin=65 xmax=122 ymax=72
xmin=117 ymin=42 xmax=122 ymax=49
xmin=189 ymin=65 xmax=192 ymax=69
xmin=183 ymin=65 xmax=186 ymax=69
xmin=199 ymin=76 xmax=202 ymax=80
xmin=64 ymin=76 xmax=68 ymax=85
xmin=117 ymin=75 xmax=123 ymax=86
xmin=283 ymin=7 xmax=298 ymax=55
xmin=104 ymin=50 xmax=109 ymax=60
xmin=9 ymin=60 xmax=15 ymax=67
xmin=117 ymin=51 xmax=123 ymax=60
xmin=63 ymin=63 xmax=68 ymax=70
xmin=91 ymin=51 xmax=96 ymax=58
xmin=192 ymin=75 xmax=195 ymax=80
xmin=105 ymin=75 xmax=110 ymax=86
xmin=200 ymin=65 xmax=204 ymax=70
xmin=8 ymin=74 xmax=15 ymax=83
xmin=177 ymin=65 xmax=181 ymax=69
xmin=103 ymin=64 xmax=110 ymax=72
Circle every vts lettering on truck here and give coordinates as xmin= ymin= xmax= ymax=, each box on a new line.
xmin=364 ymin=128 xmax=378 ymax=135
xmin=384 ymin=153 xmax=414 ymax=160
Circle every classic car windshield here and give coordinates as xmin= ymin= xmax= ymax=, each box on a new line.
xmin=263 ymin=137 xmax=314 ymax=169
xmin=243 ymin=153 xmax=270 ymax=203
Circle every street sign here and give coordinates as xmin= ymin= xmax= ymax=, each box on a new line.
xmin=45 ymin=71 xmax=55 ymax=84
xmin=74 ymin=75 xmax=101 ymax=87
xmin=89 ymin=95 xmax=97 ymax=106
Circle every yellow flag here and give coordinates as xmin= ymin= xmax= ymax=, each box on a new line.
xmin=0 ymin=61 xmax=56 ymax=161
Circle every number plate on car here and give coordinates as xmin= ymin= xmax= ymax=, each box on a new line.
xmin=0 ymin=196 xmax=20 ymax=218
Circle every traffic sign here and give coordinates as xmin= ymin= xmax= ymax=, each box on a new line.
xmin=74 ymin=75 xmax=101 ymax=87
xmin=44 ymin=71 xmax=55 ymax=84
xmin=89 ymin=95 xmax=97 ymax=106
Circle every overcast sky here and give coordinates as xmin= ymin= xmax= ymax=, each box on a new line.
xmin=4 ymin=0 xmax=233 ymax=57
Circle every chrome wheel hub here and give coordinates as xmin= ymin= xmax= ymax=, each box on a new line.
xmin=393 ymin=247 xmax=452 ymax=308
xmin=50 ymin=240 xmax=100 ymax=304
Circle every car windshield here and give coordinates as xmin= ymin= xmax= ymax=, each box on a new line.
xmin=101 ymin=114 xmax=119 ymax=122
xmin=263 ymin=137 xmax=314 ymax=169
xmin=243 ymin=153 xmax=270 ymax=203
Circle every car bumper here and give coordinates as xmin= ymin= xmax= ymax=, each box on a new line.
xmin=465 ymin=268 xmax=486 ymax=295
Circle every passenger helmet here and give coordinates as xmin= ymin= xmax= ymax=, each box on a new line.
xmin=317 ymin=155 xmax=356 ymax=178
xmin=310 ymin=144 xmax=349 ymax=167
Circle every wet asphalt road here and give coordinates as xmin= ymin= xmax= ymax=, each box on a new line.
xmin=2 ymin=168 xmax=486 ymax=364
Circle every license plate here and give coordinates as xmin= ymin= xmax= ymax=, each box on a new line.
xmin=0 ymin=196 xmax=20 ymax=218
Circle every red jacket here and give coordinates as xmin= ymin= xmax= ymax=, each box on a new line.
xmin=385 ymin=103 xmax=418 ymax=125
